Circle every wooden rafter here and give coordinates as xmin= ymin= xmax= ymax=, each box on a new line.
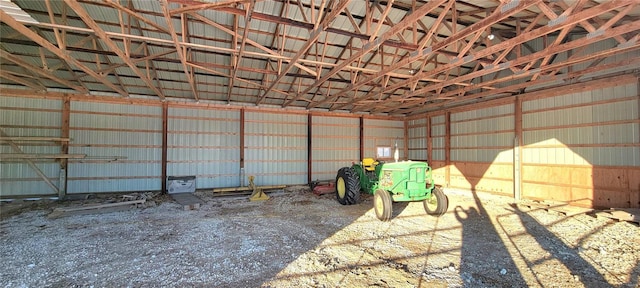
xmin=0 ymin=49 xmax=87 ymax=93
xmin=227 ymin=0 xmax=255 ymax=103
xmin=255 ymin=0 xmax=352 ymax=105
xmin=65 ymin=0 xmax=165 ymax=99
xmin=168 ymin=0 xmax=249 ymax=15
xmin=160 ymin=0 xmax=199 ymax=101
xmin=0 ymin=10 xmax=128 ymax=96
xmin=0 ymin=70 xmax=46 ymax=91
xmin=339 ymin=0 xmax=630 ymax=112
xmin=380 ymin=28 xmax=640 ymax=114
xmin=287 ymin=0 xmax=449 ymax=108
xmin=399 ymin=58 xmax=640 ymax=116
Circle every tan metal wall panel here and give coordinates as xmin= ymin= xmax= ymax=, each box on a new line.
xmin=67 ymin=101 xmax=162 ymax=193
xmin=408 ymin=118 xmax=427 ymax=160
xmin=522 ymin=83 xmax=638 ymax=166
xmin=311 ymin=116 xmax=359 ymax=181
xmin=167 ymin=107 xmax=240 ymax=189
xmin=363 ymin=118 xmax=404 ymax=160
xmin=245 ymin=111 xmax=307 ymax=186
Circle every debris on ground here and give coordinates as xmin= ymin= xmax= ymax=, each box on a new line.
xmin=0 ymin=189 xmax=638 ymax=287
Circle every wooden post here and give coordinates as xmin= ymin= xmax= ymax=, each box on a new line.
xmin=514 ymin=96 xmax=523 ymax=201
xmin=426 ymin=115 xmax=432 ymax=163
xmin=240 ymin=108 xmax=245 ymax=186
xmin=403 ymin=120 xmax=409 ymax=160
xmin=359 ymin=116 xmax=364 ymax=161
xmin=445 ymin=112 xmax=451 ymax=187
xmin=161 ymin=102 xmax=168 ymax=193
xmin=307 ymin=113 xmax=312 ymax=184
xmin=59 ymin=96 xmax=70 ymax=199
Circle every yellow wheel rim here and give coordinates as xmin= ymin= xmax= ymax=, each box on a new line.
xmin=337 ymin=177 xmax=346 ymax=198
xmin=426 ymin=196 xmax=438 ymax=210
xmin=374 ymin=192 xmax=383 ymax=213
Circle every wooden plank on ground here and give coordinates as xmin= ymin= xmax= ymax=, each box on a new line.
xmin=48 ymin=199 xmax=145 ymax=219
xmin=170 ymin=193 xmax=204 ymax=210
xmin=595 ymin=208 xmax=640 ymax=224
xmin=517 ymin=200 xmax=593 ymax=217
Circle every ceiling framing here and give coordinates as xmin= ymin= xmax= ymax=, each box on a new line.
xmin=1 ymin=0 xmax=639 ymax=116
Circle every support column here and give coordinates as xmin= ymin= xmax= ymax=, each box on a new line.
xmin=514 ymin=96 xmax=523 ymax=201
xmin=426 ymin=115 xmax=432 ymax=162
xmin=359 ymin=116 xmax=364 ymax=161
xmin=403 ymin=120 xmax=408 ymax=160
xmin=59 ymin=96 xmax=70 ymax=199
xmin=445 ymin=112 xmax=451 ymax=187
xmin=240 ymin=108 xmax=245 ymax=186
xmin=307 ymin=113 xmax=312 ymax=184
xmin=161 ymin=102 xmax=168 ymax=193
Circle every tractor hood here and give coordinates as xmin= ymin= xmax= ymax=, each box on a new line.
xmin=380 ymin=161 xmax=428 ymax=170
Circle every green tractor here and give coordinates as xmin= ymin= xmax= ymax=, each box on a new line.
xmin=335 ymin=156 xmax=448 ymax=221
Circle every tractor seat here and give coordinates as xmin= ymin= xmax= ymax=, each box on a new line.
xmin=362 ymin=158 xmax=379 ymax=171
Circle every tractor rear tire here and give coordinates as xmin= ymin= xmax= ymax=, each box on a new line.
xmin=374 ymin=189 xmax=392 ymax=221
xmin=335 ymin=167 xmax=360 ymax=205
xmin=424 ymin=186 xmax=448 ymax=216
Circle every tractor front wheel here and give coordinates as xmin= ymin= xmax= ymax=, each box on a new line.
xmin=373 ymin=189 xmax=392 ymax=221
xmin=424 ymin=186 xmax=448 ymax=216
xmin=336 ymin=167 xmax=360 ymax=205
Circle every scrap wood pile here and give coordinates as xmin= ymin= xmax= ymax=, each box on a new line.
xmin=48 ymin=192 xmax=160 ymax=219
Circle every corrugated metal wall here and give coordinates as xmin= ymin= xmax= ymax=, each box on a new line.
xmin=311 ymin=115 xmax=359 ymax=181
xmin=363 ymin=118 xmax=404 ymax=160
xmin=167 ymin=107 xmax=240 ymax=189
xmin=449 ymin=104 xmax=515 ymax=195
xmin=245 ymin=111 xmax=307 ymax=186
xmin=68 ymin=102 xmax=162 ymax=193
xmin=522 ymin=83 xmax=639 ymax=207
xmin=407 ymin=117 xmax=427 ymax=160
xmin=430 ymin=115 xmax=446 ymax=161
xmin=0 ymin=96 xmax=62 ymax=196
xmin=451 ymin=105 xmax=515 ymax=163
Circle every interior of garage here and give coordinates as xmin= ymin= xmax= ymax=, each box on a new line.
xmin=1 ymin=0 xmax=639 ymax=287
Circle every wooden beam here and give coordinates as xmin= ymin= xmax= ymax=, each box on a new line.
xmin=0 ymin=137 xmax=70 ymax=142
xmin=160 ymin=0 xmax=200 ymax=101
xmin=369 ymin=0 xmax=395 ymax=42
xmin=256 ymin=0 xmax=352 ymax=105
xmin=59 ymin=97 xmax=70 ymax=199
xmin=444 ymin=112 xmax=450 ymax=187
xmin=307 ymin=113 xmax=312 ymax=184
xmin=227 ymin=1 xmax=255 ymax=103
xmin=169 ymin=0 xmax=249 ymax=14
xmin=0 ymin=71 xmax=46 ymax=91
xmin=369 ymin=1 xmax=638 ymax=112
xmin=286 ymin=0 xmax=449 ymax=108
xmin=103 ymin=0 xmax=171 ymax=34
xmin=161 ymin=102 xmax=168 ymax=193
xmin=514 ymin=96 xmax=522 ymax=201
xmin=325 ymin=0 xmax=541 ymax=111
xmin=239 ymin=108 xmax=245 ymax=186
xmin=0 ymin=10 xmax=128 ymax=96
xmin=426 ymin=115 xmax=432 ymax=162
xmin=382 ymin=21 xmax=640 ymax=114
xmin=189 ymin=12 xmax=316 ymax=77
xmin=359 ymin=116 xmax=364 ymax=161
xmin=65 ymin=0 xmax=166 ymax=100
xmin=0 ymin=154 xmax=86 ymax=159
xmin=0 ymin=50 xmax=87 ymax=93
xmin=402 ymin=63 xmax=640 ymax=115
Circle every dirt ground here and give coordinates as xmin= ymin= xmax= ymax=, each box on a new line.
xmin=1 ymin=186 xmax=638 ymax=288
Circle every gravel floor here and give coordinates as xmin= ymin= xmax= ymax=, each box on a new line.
xmin=1 ymin=187 xmax=638 ymax=287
